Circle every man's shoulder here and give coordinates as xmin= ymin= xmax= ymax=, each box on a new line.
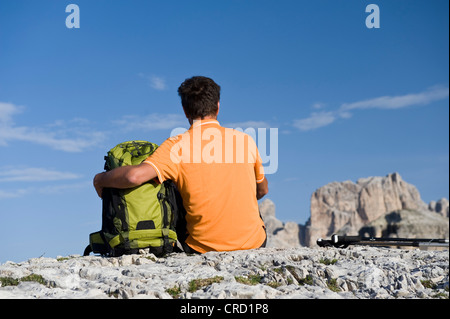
xmin=164 ymin=130 xmax=189 ymax=143
xmin=222 ymin=127 xmax=259 ymax=148
xmin=222 ymin=126 xmax=255 ymax=138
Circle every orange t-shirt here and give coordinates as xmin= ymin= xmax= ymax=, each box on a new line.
xmin=144 ymin=119 xmax=266 ymax=253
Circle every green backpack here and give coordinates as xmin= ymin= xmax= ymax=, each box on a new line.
xmin=84 ymin=141 xmax=185 ymax=257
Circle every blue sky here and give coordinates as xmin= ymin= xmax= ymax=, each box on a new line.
xmin=0 ymin=0 xmax=448 ymax=263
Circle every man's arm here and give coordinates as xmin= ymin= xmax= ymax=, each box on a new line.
xmin=256 ymin=177 xmax=269 ymax=200
xmin=93 ymin=162 xmax=157 ymax=198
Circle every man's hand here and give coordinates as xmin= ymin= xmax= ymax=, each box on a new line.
xmin=256 ymin=177 xmax=269 ymax=200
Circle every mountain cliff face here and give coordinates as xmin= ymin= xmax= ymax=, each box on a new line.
xmin=259 ymin=173 xmax=449 ymax=248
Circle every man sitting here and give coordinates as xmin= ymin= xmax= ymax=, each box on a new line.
xmin=93 ymin=76 xmax=268 ymax=253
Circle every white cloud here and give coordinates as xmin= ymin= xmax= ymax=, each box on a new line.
xmin=0 ymin=102 xmax=23 ymax=123
xmin=139 ymin=73 xmax=167 ymax=91
xmin=293 ymin=111 xmax=336 ymax=131
xmin=113 ymin=113 xmax=187 ymax=131
xmin=341 ymin=86 xmax=449 ymax=111
xmin=0 ymin=167 xmax=81 ymax=182
xmin=150 ymin=76 xmax=167 ymax=91
xmin=0 ymin=188 xmax=28 ymax=199
xmin=223 ymin=121 xmax=272 ymax=129
xmin=293 ymin=86 xmax=449 ymax=131
xmin=0 ymin=181 xmax=90 ymax=199
xmin=38 ymin=181 xmax=91 ymax=195
xmin=312 ymin=102 xmax=326 ymax=110
xmin=0 ymin=126 xmax=104 ymax=152
xmin=0 ymin=102 xmax=105 ymax=152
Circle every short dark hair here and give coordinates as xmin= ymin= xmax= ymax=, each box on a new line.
xmin=178 ymin=76 xmax=221 ymax=119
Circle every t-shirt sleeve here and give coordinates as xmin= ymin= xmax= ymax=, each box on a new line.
xmin=143 ymin=137 xmax=180 ymax=183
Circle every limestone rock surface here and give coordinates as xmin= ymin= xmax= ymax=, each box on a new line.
xmin=1 ymin=247 xmax=448 ymax=299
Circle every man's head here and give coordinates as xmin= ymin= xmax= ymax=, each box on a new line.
xmin=178 ymin=76 xmax=221 ymax=121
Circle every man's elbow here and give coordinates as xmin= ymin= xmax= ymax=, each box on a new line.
xmin=125 ymin=168 xmax=146 ymax=187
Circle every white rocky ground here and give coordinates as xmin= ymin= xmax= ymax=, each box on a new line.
xmin=0 ymin=246 xmax=448 ymax=299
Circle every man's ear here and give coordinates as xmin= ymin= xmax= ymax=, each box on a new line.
xmin=216 ymin=102 xmax=220 ymax=116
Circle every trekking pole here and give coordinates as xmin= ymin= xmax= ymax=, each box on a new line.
xmin=317 ymin=234 xmax=449 ymax=248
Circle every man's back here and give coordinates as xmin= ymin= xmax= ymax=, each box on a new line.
xmin=94 ymin=76 xmax=268 ymax=254
xmin=144 ymin=119 xmax=266 ymax=253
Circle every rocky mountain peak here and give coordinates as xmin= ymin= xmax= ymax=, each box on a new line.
xmin=260 ymin=173 xmax=449 ymax=248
